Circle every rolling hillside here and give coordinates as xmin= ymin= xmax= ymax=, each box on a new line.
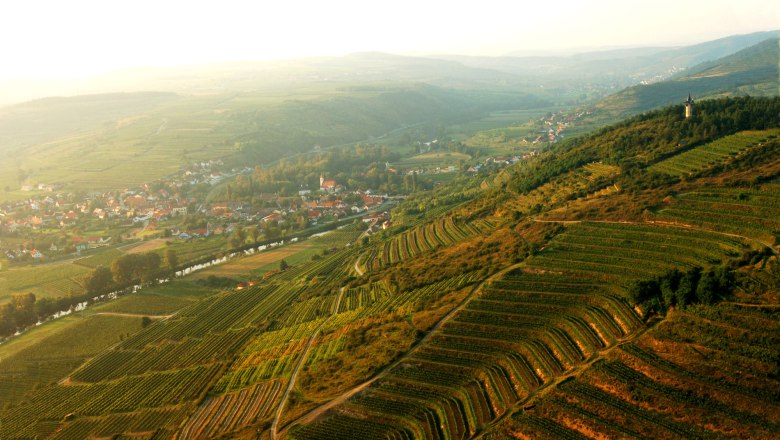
xmin=596 ymin=37 xmax=780 ymax=116
xmin=0 ymin=95 xmax=778 ymax=440
xmin=0 ymin=84 xmax=546 ymax=198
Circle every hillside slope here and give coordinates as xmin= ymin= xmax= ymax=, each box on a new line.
xmin=596 ymin=37 xmax=779 ymax=116
xmin=0 ymin=97 xmax=778 ymax=439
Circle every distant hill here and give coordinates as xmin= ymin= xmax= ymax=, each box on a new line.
xmin=0 ymin=83 xmax=547 ymax=196
xmin=435 ymin=30 xmax=779 ymax=92
xmin=595 ymin=37 xmax=779 ymax=116
xmin=0 ymin=92 xmax=178 ymax=149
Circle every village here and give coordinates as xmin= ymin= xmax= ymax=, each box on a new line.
xmin=0 ymin=159 xmax=393 ymax=264
xmin=0 ymin=131 xmax=552 ymax=265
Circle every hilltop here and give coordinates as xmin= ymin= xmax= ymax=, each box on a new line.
xmin=0 ymin=95 xmax=778 ymax=439
xmin=596 ymin=36 xmax=780 ymax=116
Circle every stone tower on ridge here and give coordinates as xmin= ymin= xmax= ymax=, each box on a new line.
xmin=684 ymin=93 xmax=695 ymax=119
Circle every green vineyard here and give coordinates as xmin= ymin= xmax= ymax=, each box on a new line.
xmin=361 ymin=217 xmax=493 ymax=270
xmin=657 ymin=183 xmax=780 ymax=243
xmin=648 ymin=129 xmax=779 ymax=176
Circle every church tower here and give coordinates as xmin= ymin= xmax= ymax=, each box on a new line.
xmin=684 ymin=93 xmax=695 ymax=119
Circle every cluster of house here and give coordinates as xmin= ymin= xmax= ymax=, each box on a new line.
xmin=1 ymin=151 xmax=394 ymax=259
xmin=254 ymin=189 xmax=386 ymax=231
xmin=519 ymin=109 xmax=592 ymax=145
xmin=0 ymin=187 xmax=194 ymax=233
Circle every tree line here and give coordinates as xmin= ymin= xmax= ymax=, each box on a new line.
xmin=628 ymin=265 xmax=735 ymax=314
xmin=0 ymin=250 xmax=177 ymax=338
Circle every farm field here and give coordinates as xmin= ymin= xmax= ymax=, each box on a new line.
xmin=0 ymin=261 xmax=90 ymax=304
xmin=656 ymin=182 xmax=780 ymax=244
xmin=121 ymin=238 xmax=169 ymax=254
xmin=528 ymin=222 xmax=751 ymax=283
xmin=493 ymin=300 xmax=780 ymax=439
xmin=93 ymin=281 xmax=214 ymax=316
xmin=0 ymin=222 xmax=371 ymax=439
xmin=189 ymin=243 xmax=313 ymax=280
xmin=73 ymin=248 xmax=125 ymax=268
xmin=361 ymin=216 xmax=494 ymax=270
xmin=397 ymin=151 xmax=471 ymax=169
xmin=648 ymin=129 xmax=779 ymax=175
xmin=0 ymin=314 xmax=145 ymax=409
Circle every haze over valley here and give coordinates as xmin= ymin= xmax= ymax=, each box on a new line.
xmin=0 ymin=2 xmax=779 ymax=439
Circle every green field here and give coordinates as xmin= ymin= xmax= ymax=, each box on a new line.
xmin=0 ymin=261 xmax=90 ymax=304
xmin=649 ymin=129 xmax=779 ymax=175
xmin=0 ymin=314 xmax=145 ymax=409
xmin=656 ymin=183 xmax=780 ymax=244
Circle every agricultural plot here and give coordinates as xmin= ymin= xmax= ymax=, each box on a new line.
xmin=179 ymin=380 xmax=283 ymax=439
xmin=361 ymin=216 xmax=491 ymax=270
xmin=500 ymin=301 xmax=780 ymax=439
xmin=189 ymin=242 xmax=313 ymax=280
xmin=122 ymin=238 xmax=168 ymax=254
xmin=504 ymin=162 xmax=620 ymax=214
xmin=0 ymin=276 xmax=319 ymax=438
xmin=656 ymin=183 xmax=780 ymax=243
xmin=528 ymin=222 xmax=750 ymax=284
xmin=397 ymin=151 xmax=471 ymax=169
xmin=0 ymin=261 xmax=90 ymax=303
xmin=0 ymin=183 xmax=393 ymax=439
xmin=160 ymin=235 xmax=227 ymax=265
xmin=289 ymin=220 xmax=757 ymax=438
xmin=72 ymin=248 xmax=125 ymax=268
xmin=0 ymin=314 xmax=145 ymax=409
xmin=290 ymin=266 xmax=644 ymax=440
xmin=648 ymin=129 xmax=779 ymax=176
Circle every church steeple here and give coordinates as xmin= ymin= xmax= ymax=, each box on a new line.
xmin=684 ymin=93 xmax=695 ymax=119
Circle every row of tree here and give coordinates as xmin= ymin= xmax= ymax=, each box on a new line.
xmin=0 ymin=250 xmax=178 ymax=338
xmin=84 ymin=250 xmax=178 ymax=294
xmin=628 ymin=265 xmax=735 ymax=313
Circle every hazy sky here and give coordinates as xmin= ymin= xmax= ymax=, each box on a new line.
xmin=1 ymin=0 xmax=778 ymax=80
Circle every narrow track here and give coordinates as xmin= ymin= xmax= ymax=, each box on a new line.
xmin=270 ymin=286 xmax=347 ymax=440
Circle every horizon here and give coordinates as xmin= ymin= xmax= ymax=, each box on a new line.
xmin=3 ymin=0 xmax=778 ymax=82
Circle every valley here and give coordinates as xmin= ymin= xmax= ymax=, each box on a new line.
xmin=0 ymin=30 xmax=778 ymax=440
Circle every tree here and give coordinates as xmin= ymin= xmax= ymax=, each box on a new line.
xmin=279 ymin=259 xmax=289 ymax=271
xmin=141 ymin=253 xmax=162 ymax=283
xmin=111 ymin=254 xmax=138 ymax=285
xmin=248 ymin=226 xmax=260 ymax=244
xmin=12 ymin=293 xmax=36 ymax=328
xmin=628 ymin=279 xmax=659 ymax=306
xmin=695 ymin=271 xmax=718 ymax=305
xmin=164 ymin=249 xmax=179 ymax=274
xmin=229 ymin=225 xmax=246 ymax=248
xmin=83 ymin=266 xmax=114 ymax=295
xmin=675 ymin=268 xmax=701 ymax=308
xmin=660 ymin=268 xmax=682 ymax=307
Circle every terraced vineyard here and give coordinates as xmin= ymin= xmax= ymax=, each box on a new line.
xmin=498 ymin=301 xmax=780 ymax=439
xmin=656 ymin=183 xmax=780 ymax=243
xmin=528 ymin=222 xmax=751 ymax=283
xmin=361 ymin=217 xmax=493 ymax=270
xmin=503 ymin=162 xmax=620 ymax=215
xmin=286 ymin=219 xmax=761 ymax=439
xmin=648 ymin=129 xmax=779 ymax=176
